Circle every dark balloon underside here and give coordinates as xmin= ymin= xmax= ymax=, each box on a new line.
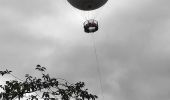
xmin=67 ymin=0 xmax=108 ymax=11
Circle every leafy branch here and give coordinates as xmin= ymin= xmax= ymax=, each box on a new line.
xmin=0 ymin=65 xmax=98 ymax=100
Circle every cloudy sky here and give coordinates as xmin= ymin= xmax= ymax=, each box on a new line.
xmin=0 ymin=0 xmax=170 ymax=100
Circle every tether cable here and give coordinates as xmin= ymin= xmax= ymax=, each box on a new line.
xmin=90 ymin=34 xmax=104 ymax=100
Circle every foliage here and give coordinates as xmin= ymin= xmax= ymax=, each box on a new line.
xmin=0 ymin=65 xmax=98 ymax=100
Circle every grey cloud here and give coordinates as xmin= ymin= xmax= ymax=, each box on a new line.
xmin=97 ymin=0 xmax=170 ymax=100
xmin=0 ymin=0 xmax=56 ymax=16
xmin=1 ymin=0 xmax=170 ymax=100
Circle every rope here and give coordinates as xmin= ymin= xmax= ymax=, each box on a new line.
xmin=90 ymin=34 xmax=104 ymax=100
xmin=10 ymin=73 xmax=24 ymax=81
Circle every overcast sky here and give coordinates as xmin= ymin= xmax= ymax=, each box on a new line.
xmin=0 ymin=0 xmax=170 ymax=100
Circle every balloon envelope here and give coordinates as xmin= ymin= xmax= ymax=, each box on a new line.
xmin=67 ymin=0 xmax=108 ymax=11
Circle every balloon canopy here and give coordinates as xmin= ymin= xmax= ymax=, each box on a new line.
xmin=67 ymin=0 xmax=108 ymax=11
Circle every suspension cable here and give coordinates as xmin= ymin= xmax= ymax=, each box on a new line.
xmin=90 ymin=34 xmax=104 ymax=100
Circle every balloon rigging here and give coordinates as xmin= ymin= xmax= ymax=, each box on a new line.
xmin=67 ymin=0 xmax=108 ymax=99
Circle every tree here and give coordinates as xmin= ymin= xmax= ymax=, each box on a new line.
xmin=0 ymin=65 xmax=98 ymax=100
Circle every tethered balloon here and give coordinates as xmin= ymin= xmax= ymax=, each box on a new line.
xmin=67 ymin=0 xmax=108 ymax=11
xmin=67 ymin=0 xmax=108 ymax=33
